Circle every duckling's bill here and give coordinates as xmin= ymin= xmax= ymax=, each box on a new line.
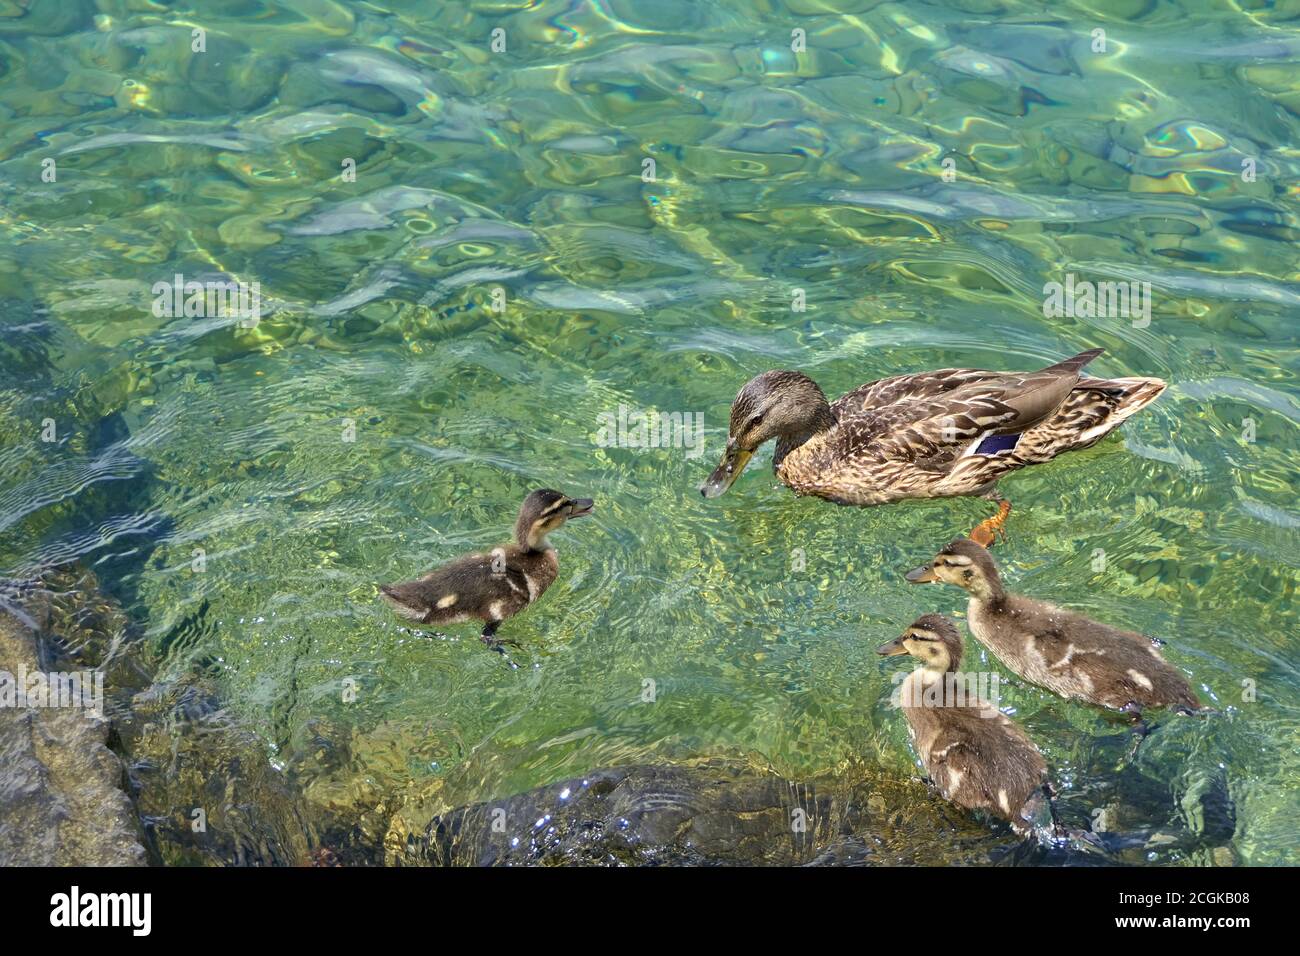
xmin=700 ymin=443 xmax=753 ymax=498
xmin=876 ymin=636 xmax=908 ymax=656
xmin=905 ymin=564 xmax=938 ymax=583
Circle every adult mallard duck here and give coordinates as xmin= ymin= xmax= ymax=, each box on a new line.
xmin=905 ymin=538 xmax=1203 ymax=742
xmin=877 ymin=613 xmax=1059 ymax=838
xmin=380 ymin=489 xmax=594 ymax=656
xmin=699 ymin=349 xmax=1165 ymax=544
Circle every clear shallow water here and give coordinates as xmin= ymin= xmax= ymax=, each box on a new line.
xmin=0 ymin=0 xmax=1297 ymax=864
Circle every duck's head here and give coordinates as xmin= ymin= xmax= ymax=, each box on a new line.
xmin=700 ymin=370 xmax=833 ymax=498
xmin=905 ymin=538 xmax=1003 ymax=600
xmin=515 ymin=489 xmax=594 ymax=550
xmin=876 ymin=613 xmax=964 ymax=672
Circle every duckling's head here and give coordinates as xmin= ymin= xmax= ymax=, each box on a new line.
xmin=904 ymin=538 xmax=1003 ymax=600
xmin=876 ymin=613 xmax=963 ymax=672
xmin=700 ymin=370 xmax=834 ymax=498
xmin=515 ymin=489 xmax=594 ymax=550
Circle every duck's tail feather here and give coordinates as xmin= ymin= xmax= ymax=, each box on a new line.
xmin=1079 ymin=373 xmax=1166 ymax=408
xmin=1014 ymin=374 xmax=1166 ymax=462
xmin=1072 ymin=375 xmax=1167 ymax=444
xmin=379 ymin=583 xmax=428 ymax=621
xmin=1041 ymin=347 xmax=1105 ymax=376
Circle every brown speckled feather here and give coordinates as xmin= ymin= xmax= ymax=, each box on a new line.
xmin=900 ymin=677 xmax=1049 ymax=834
xmin=917 ymin=539 xmax=1201 ymax=715
xmin=968 ymin=594 xmax=1200 ymax=711
xmin=775 ymin=350 xmax=1165 ymax=505
xmin=380 ymin=547 xmax=558 ymax=624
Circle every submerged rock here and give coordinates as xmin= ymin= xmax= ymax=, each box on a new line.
xmin=124 ymin=677 xmax=317 ymax=867
xmin=0 ymin=601 xmax=146 ymax=866
xmin=2 ymin=571 xmax=321 ymax=867
xmin=48 ymin=571 xmax=318 ymax=867
xmin=390 ymin=746 xmax=1238 ymax=867
xmin=390 ymin=760 xmax=1003 ymax=867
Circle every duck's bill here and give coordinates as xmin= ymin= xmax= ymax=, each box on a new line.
xmin=904 ymin=565 xmax=937 ymax=583
xmin=568 ymin=498 xmax=595 ymax=518
xmin=699 ymin=447 xmax=752 ymax=498
xmin=876 ymin=636 xmax=908 ymax=656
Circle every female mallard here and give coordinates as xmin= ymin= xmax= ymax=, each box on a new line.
xmin=699 ymin=349 xmax=1165 ymax=544
xmin=905 ymin=538 xmax=1202 ymax=738
xmin=380 ymin=489 xmax=594 ymax=655
xmin=877 ymin=613 xmax=1058 ymax=838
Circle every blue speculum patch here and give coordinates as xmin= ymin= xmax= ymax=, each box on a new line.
xmin=975 ymin=432 xmax=1021 ymax=456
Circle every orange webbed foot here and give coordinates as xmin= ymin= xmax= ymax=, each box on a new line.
xmin=970 ymin=499 xmax=1012 ymax=547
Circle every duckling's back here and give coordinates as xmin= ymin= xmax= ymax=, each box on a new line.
xmin=970 ymin=595 xmax=1200 ymax=711
xmin=380 ymin=547 xmax=558 ymax=624
xmin=901 ymin=675 xmax=1048 ymax=834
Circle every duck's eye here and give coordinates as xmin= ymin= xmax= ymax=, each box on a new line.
xmin=748 ymin=412 xmax=765 ymax=428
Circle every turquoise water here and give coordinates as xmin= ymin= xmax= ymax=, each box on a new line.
xmin=1 ymin=0 xmax=1297 ymax=864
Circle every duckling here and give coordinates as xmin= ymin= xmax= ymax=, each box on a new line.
xmin=877 ymin=613 xmax=1056 ymax=837
xmin=380 ymin=489 xmax=593 ymax=654
xmin=700 ymin=349 xmax=1165 ymax=544
xmin=904 ymin=539 xmax=1201 ymax=729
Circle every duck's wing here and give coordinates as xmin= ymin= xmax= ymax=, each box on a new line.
xmin=786 ymin=391 xmax=1022 ymax=502
xmin=832 ymin=367 xmax=1015 ymax=417
xmin=809 ymin=389 xmax=1025 ymax=486
xmin=824 ymin=349 xmax=1107 ymax=469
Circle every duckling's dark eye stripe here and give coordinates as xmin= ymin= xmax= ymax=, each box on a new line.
xmin=539 ymin=501 xmax=569 ymax=517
